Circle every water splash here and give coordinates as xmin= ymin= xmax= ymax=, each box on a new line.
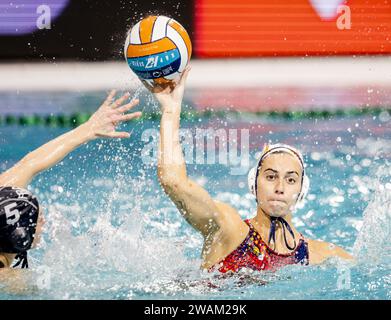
xmin=353 ymin=163 xmax=391 ymax=264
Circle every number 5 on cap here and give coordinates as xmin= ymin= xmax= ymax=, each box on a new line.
xmin=4 ymin=203 xmax=20 ymax=225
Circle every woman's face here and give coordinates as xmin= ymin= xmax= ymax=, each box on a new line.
xmin=31 ymin=207 xmax=45 ymax=248
xmin=256 ymin=152 xmax=303 ymax=217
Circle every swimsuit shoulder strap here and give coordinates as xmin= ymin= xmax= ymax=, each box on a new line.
xmin=244 ymin=219 xmax=263 ymax=240
xmin=244 ymin=219 xmax=254 ymax=229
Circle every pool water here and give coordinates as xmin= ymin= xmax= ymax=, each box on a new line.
xmin=0 ymin=92 xmax=390 ymax=299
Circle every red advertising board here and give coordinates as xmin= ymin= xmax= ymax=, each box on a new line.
xmin=195 ymin=0 xmax=391 ymax=57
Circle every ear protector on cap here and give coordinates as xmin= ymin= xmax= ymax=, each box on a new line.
xmin=247 ymin=143 xmax=310 ymax=207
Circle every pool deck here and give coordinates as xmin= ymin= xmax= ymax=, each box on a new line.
xmin=0 ymin=57 xmax=390 ymax=111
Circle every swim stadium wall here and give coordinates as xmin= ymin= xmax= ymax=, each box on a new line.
xmin=0 ymin=57 xmax=390 ymax=127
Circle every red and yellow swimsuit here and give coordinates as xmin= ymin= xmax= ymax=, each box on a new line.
xmin=210 ymin=219 xmax=309 ymax=273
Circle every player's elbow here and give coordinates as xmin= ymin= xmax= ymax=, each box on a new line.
xmin=328 ymin=243 xmax=354 ymax=261
xmin=157 ymin=166 xmax=185 ymax=188
xmin=337 ymin=247 xmax=354 ymax=261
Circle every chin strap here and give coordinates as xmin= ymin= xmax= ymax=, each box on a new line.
xmin=268 ymin=216 xmax=297 ymax=251
xmin=13 ymin=251 xmax=28 ymax=269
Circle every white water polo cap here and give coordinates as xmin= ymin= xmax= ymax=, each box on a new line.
xmin=247 ymin=143 xmax=310 ymax=206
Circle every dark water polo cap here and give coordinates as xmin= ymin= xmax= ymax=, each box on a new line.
xmin=0 ymin=186 xmax=40 ymax=268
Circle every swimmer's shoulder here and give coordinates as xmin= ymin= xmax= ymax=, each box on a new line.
xmin=0 ymin=268 xmax=23 ymax=285
xmin=201 ymin=201 xmax=249 ymax=268
xmin=0 ymin=268 xmax=37 ymax=295
xmin=307 ymin=239 xmax=354 ymax=264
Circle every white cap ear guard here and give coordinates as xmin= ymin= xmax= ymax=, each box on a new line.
xmin=296 ymin=174 xmax=310 ymax=206
xmin=247 ymin=166 xmax=257 ymax=196
xmin=247 ymin=143 xmax=310 ymax=207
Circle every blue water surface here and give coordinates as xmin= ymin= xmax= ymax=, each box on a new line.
xmin=0 ymin=92 xmax=390 ymax=299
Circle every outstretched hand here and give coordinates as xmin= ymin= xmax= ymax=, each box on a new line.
xmin=141 ymin=65 xmax=191 ymax=111
xmin=84 ymin=90 xmax=142 ymax=139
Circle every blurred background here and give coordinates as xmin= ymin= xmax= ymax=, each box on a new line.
xmin=0 ymin=0 xmax=390 ymax=114
xmin=1 ymin=0 xmax=390 ymax=58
